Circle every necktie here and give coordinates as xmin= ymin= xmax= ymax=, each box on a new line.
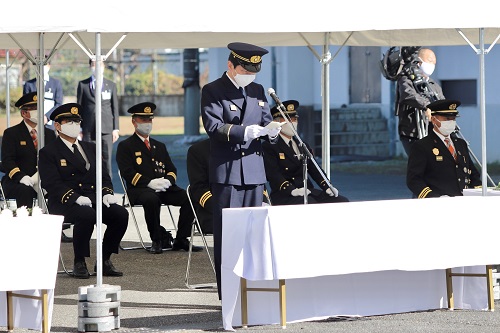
xmin=30 ymin=129 xmax=38 ymax=149
xmin=72 ymin=144 xmax=87 ymax=168
xmin=444 ymin=138 xmax=457 ymax=161
xmin=144 ymin=139 xmax=151 ymax=151
xmin=239 ymin=87 xmax=247 ymax=101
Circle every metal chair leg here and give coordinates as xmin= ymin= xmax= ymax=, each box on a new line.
xmin=185 ymin=185 xmax=216 ymax=289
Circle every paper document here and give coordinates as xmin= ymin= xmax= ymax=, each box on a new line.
xmin=265 ymin=121 xmax=286 ymax=130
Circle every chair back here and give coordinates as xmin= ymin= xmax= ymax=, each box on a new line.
xmin=0 ymin=161 xmax=6 ymax=206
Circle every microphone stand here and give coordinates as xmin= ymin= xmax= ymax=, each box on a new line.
xmin=275 ymin=104 xmax=337 ymax=205
xmin=453 ymin=125 xmax=495 ymax=187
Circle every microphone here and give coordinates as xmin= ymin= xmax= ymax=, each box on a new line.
xmin=267 ymin=88 xmax=286 ymax=110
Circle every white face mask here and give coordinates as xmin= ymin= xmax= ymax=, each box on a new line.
xmin=437 ymin=119 xmax=456 ymax=137
xmin=234 ymin=73 xmax=256 ymax=88
xmin=420 ymin=61 xmax=435 ymax=76
xmin=281 ymin=121 xmax=297 ymax=137
xmin=28 ymin=111 xmax=38 ymax=124
xmin=136 ymin=122 xmax=152 ymax=136
xmin=60 ymin=122 xmax=81 ymax=138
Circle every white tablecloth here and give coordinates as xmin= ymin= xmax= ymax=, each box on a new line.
xmin=463 ymin=188 xmax=500 ymax=196
xmin=221 ymin=196 xmax=500 ymax=330
xmin=0 ymin=214 xmax=63 ymax=331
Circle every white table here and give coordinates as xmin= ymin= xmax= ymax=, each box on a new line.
xmin=0 ymin=214 xmax=63 ymax=332
xmin=222 ymin=196 xmax=500 ymax=330
xmin=463 ymin=188 xmax=500 ymax=196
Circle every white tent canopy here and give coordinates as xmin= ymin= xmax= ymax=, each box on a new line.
xmin=1 ymin=1 xmax=500 ymax=48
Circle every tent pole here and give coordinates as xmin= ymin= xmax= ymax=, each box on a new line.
xmin=5 ymin=50 xmax=10 ymax=128
xmin=479 ymin=29 xmax=488 ymax=194
xmin=321 ymin=34 xmax=331 ymax=177
xmin=37 ymin=33 xmax=45 ymax=208
xmin=95 ymin=33 xmax=103 ymax=286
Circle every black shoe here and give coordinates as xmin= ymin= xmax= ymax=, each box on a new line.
xmin=172 ymin=238 xmax=203 ymax=252
xmin=161 ymin=237 xmax=173 ymax=250
xmin=94 ymin=259 xmax=123 ymax=277
xmin=72 ymin=261 xmax=90 ymax=279
xmin=61 ymin=231 xmax=73 ymax=243
xmin=149 ymin=241 xmax=163 ymax=254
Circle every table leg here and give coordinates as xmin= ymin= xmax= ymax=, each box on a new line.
xmin=42 ymin=289 xmax=49 ymax=333
xmin=6 ymin=291 xmax=14 ymax=331
xmin=240 ymin=278 xmax=248 ymax=328
xmin=486 ymin=265 xmax=495 ymax=311
xmin=278 ymin=279 xmax=286 ymax=329
xmin=445 ymin=268 xmax=454 ymax=310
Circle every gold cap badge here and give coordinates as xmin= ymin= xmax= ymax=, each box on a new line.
xmin=144 ymin=106 xmax=151 ymax=113
xmin=70 ymin=107 xmax=78 ymax=114
xmin=250 ymin=55 xmax=262 ymax=64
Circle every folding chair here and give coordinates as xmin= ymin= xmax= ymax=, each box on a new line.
xmin=185 ymin=184 xmax=216 ymax=289
xmin=118 ymin=170 xmax=177 ymax=251
xmin=0 ymin=161 xmax=9 ymax=210
xmin=38 ymin=180 xmax=73 ymax=276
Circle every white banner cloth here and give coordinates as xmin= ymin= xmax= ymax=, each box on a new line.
xmin=222 ymin=196 xmax=500 ymax=330
xmin=0 ymin=214 xmax=63 ymax=331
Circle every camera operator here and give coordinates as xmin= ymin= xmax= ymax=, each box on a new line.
xmin=396 ymin=48 xmax=445 ymax=156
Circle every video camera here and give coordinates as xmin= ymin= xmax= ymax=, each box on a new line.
xmin=400 ymin=47 xmax=422 ymax=81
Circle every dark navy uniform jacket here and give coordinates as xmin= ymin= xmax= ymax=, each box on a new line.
xmin=1 ymin=121 xmax=55 ymax=190
xmin=263 ymin=135 xmax=332 ymax=202
xmin=38 ymin=137 xmax=114 ymax=215
xmin=116 ymin=133 xmax=184 ymax=203
xmin=201 ymin=73 xmax=273 ymax=186
xmin=407 ymin=130 xmax=481 ymax=198
xmin=76 ymin=77 xmax=119 ymax=136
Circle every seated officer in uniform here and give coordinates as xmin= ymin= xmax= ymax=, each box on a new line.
xmin=116 ymin=102 xmax=202 ymax=254
xmin=186 ymin=138 xmax=213 ymax=234
xmin=262 ymin=100 xmax=349 ymax=205
xmin=1 ymin=92 xmax=56 ymax=208
xmin=407 ymin=99 xmax=481 ymax=198
xmin=38 ymin=103 xmax=129 ymax=279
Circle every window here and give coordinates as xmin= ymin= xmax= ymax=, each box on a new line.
xmin=441 ymin=79 xmax=476 ymax=106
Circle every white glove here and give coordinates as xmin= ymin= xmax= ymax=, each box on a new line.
xmin=20 ymin=175 xmax=34 ymax=187
xmin=266 ymin=126 xmax=282 ymax=138
xmin=148 ymin=178 xmax=170 ymax=191
xmin=162 ymin=179 xmax=171 ymax=190
xmin=75 ymin=196 xmax=92 ymax=207
xmin=291 ymin=187 xmax=311 ymax=197
xmin=244 ymin=125 xmax=266 ymax=141
xmin=326 ymin=187 xmax=339 ymax=197
xmin=30 ymin=172 xmax=39 ymax=186
xmin=30 ymin=173 xmax=39 ymax=193
xmin=103 ymin=194 xmax=118 ymax=207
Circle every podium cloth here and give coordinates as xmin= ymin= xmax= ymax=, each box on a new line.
xmin=0 ymin=214 xmax=63 ymax=331
xmin=221 ymin=196 xmax=500 ymax=330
